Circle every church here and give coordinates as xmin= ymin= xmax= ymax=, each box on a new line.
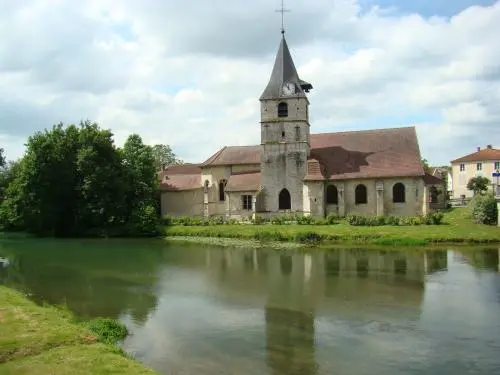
xmin=159 ymin=32 xmax=442 ymax=220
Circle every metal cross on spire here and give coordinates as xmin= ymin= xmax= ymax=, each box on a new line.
xmin=275 ymin=0 xmax=290 ymax=35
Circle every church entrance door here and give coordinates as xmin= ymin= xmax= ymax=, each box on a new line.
xmin=278 ymin=188 xmax=291 ymax=210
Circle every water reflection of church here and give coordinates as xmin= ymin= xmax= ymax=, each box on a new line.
xmin=201 ymin=248 xmax=456 ymax=375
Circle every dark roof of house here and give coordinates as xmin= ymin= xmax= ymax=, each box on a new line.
xmin=451 ymin=147 xmax=500 ymax=163
xmin=200 ymin=145 xmax=260 ymax=167
xmin=423 ymin=173 xmax=444 ymax=185
xmin=306 ymin=126 xmax=425 ymax=180
xmin=225 ymin=171 xmax=261 ymax=192
xmin=259 ymin=36 xmax=312 ymax=100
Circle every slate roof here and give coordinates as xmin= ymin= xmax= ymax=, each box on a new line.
xmin=225 ymin=171 xmax=261 ymax=192
xmin=306 ymin=126 xmax=425 ymax=180
xmin=260 ymin=36 xmax=312 ymax=100
xmin=450 ymin=147 xmax=500 ymax=163
xmin=200 ymin=145 xmax=260 ymax=166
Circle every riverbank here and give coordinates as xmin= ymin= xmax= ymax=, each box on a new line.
xmin=0 ymin=286 xmax=156 ymax=374
xmin=164 ymin=208 xmax=500 ymax=247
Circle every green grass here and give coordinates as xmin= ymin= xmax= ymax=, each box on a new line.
xmin=164 ymin=208 xmax=500 ymax=246
xmin=0 ymin=286 xmax=156 ymax=374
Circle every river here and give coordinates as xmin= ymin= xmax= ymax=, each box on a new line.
xmin=1 ymin=238 xmax=500 ymax=375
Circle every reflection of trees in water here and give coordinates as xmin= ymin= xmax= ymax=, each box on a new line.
xmin=462 ymin=249 xmax=499 ymax=271
xmin=265 ymin=307 xmax=318 ymax=375
xmin=426 ymin=251 xmax=448 ymax=274
xmin=0 ymin=239 xmax=163 ymax=324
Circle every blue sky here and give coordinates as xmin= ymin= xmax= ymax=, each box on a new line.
xmin=0 ymin=0 xmax=499 ymax=166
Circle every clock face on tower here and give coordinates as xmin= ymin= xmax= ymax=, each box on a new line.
xmin=281 ymin=81 xmax=296 ymax=96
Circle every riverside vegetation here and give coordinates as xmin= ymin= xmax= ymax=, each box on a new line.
xmin=0 ymin=121 xmax=181 ymax=238
xmin=163 ymin=203 xmax=499 ymax=246
xmin=0 ymin=286 xmax=156 ymax=374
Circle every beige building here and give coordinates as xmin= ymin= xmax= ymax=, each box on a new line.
xmin=450 ymin=145 xmax=500 ymax=199
xmin=159 ymin=33 xmax=442 ymax=220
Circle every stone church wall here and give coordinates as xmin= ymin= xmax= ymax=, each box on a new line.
xmin=304 ymin=177 xmax=427 ymax=218
xmin=161 ymin=189 xmax=204 ymax=217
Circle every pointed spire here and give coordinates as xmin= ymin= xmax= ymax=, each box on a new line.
xmin=260 ymin=36 xmax=313 ymax=100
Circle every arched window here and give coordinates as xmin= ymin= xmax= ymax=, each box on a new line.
xmin=355 ymin=184 xmax=367 ymax=204
xmin=219 ymin=179 xmax=227 ymax=201
xmin=326 ymin=185 xmax=338 ymax=204
xmin=278 ymin=188 xmax=291 ymax=210
xmin=430 ymin=186 xmax=438 ymax=203
xmin=277 ymin=102 xmax=288 ymax=117
xmin=392 ymin=182 xmax=405 ymax=203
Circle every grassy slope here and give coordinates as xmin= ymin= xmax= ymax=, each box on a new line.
xmin=0 ymin=286 xmax=156 ymax=375
xmin=164 ymin=208 xmax=500 ymax=245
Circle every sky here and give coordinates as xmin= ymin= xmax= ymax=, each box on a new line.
xmin=0 ymin=0 xmax=499 ymax=166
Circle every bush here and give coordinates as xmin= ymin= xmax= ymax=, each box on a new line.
xmin=325 ymin=214 xmax=341 ymax=225
xmin=88 ymin=318 xmax=129 ymax=344
xmin=423 ymin=212 xmax=444 ymax=225
xmin=295 ymin=232 xmax=323 ymax=245
xmin=469 ymin=194 xmax=498 ymax=225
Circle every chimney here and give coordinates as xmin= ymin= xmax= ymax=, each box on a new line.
xmin=487 ymin=144 xmax=492 ymax=149
xmin=477 ymin=146 xmax=481 ymax=152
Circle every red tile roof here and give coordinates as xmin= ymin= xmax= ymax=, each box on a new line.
xmin=163 ymin=163 xmax=201 ymax=175
xmin=162 ymin=126 xmax=425 ymax=190
xmin=451 ymin=148 xmax=500 ymax=163
xmin=307 ymin=126 xmax=424 ymax=180
xmin=160 ymin=174 xmax=201 ymax=191
xmin=201 ymin=145 xmax=260 ymax=166
xmin=304 ymin=158 xmax=325 ymax=180
xmin=225 ymin=171 xmax=261 ymax=192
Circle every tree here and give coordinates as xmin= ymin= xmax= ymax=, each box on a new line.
xmin=467 ymin=176 xmax=490 ymax=196
xmin=0 ymin=148 xmax=5 ymax=169
xmin=0 ymin=121 xmax=161 ymax=237
xmin=152 ymin=144 xmax=182 ymax=170
xmin=421 ymin=158 xmax=431 ymax=173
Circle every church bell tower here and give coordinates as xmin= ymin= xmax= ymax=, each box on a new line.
xmin=259 ymin=30 xmax=313 ymax=214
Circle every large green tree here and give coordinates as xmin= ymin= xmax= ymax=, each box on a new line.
xmin=467 ymin=176 xmax=491 ymax=196
xmin=121 ymin=134 xmax=159 ymax=236
xmin=152 ymin=144 xmax=183 ymax=170
xmin=0 ymin=121 xmax=165 ymax=237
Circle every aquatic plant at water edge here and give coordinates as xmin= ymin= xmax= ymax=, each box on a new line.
xmin=88 ymin=317 xmax=129 ymax=345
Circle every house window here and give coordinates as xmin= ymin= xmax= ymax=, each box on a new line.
xmin=355 ymin=184 xmax=367 ymax=204
xmin=295 ymin=125 xmax=300 ymax=141
xmin=326 ymin=185 xmax=338 ymax=204
xmin=219 ymin=179 xmax=227 ymax=201
xmin=392 ymin=183 xmax=405 ymax=203
xmin=495 ymin=161 xmax=500 ymax=170
xmin=477 ymin=163 xmax=482 ymax=171
xmin=278 ymin=188 xmax=291 ymax=210
xmin=277 ymin=102 xmax=288 ymax=117
xmin=460 ymin=164 xmax=465 ymax=171
xmin=242 ymin=195 xmax=252 ymax=210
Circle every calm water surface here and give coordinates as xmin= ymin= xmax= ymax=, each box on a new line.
xmin=1 ymin=238 xmax=500 ymax=375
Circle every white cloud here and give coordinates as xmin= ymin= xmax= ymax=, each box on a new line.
xmin=0 ymin=0 xmax=500 ymax=166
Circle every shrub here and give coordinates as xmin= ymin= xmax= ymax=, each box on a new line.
xmin=88 ymin=318 xmax=129 ymax=344
xmin=325 ymin=214 xmax=341 ymax=225
xmin=296 ymin=215 xmax=315 ymax=225
xmin=469 ymin=193 xmax=498 ymax=225
xmin=295 ymin=231 xmax=323 ymax=245
xmin=423 ymin=212 xmax=444 ymax=225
